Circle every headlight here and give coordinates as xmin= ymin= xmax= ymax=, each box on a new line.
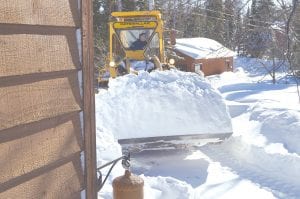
xmin=109 ymin=61 xmax=116 ymax=67
xmin=169 ymin=58 xmax=175 ymax=65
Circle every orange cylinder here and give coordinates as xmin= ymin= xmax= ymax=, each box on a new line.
xmin=113 ymin=170 xmax=144 ymax=199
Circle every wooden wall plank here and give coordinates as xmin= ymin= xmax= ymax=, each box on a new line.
xmin=0 ymin=0 xmax=90 ymax=197
xmin=0 ymin=28 xmax=80 ymax=77
xmin=198 ymin=57 xmax=232 ymax=76
xmin=0 ymin=73 xmax=81 ymax=130
xmin=82 ymin=0 xmax=97 ymax=198
xmin=0 ymin=154 xmax=83 ymax=199
xmin=0 ymin=0 xmax=79 ymax=27
xmin=0 ymin=113 xmax=82 ymax=184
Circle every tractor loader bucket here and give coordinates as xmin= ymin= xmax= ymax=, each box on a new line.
xmin=118 ymin=132 xmax=232 ymax=153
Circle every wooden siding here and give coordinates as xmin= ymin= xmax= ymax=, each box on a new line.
xmin=0 ymin=153 xmax=83 ymax=199
xmin=0 ymin=0 xmax=80 ymax=27
xmin=193 ymin=57 xmax=233 ymax=76
xmin=0 ymin=73 xmax=81 ymax=130
xmin=0 ymin=113 xmax=82 ymax=184
xmin=0 ymin=0 xmax=97 ymax=198
xmin=0 ymin=26 xmax=80 ymax=77
xmin=82 ymin=0 xmax=97 ymax=197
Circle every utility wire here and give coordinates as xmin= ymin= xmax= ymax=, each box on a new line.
xmin=165 ymin=2 xmax=300 ymax=28
xmin=191 ymin=12 xmax=282 ymax=30
xmin=191 ymin=6 xmax=300 ymax=26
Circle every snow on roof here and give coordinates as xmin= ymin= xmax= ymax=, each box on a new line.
xmin=175 ymin=37 xmax=236 ymax=59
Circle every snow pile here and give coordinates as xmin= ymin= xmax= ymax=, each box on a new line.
xmin=205 ymin=57 xmax=300 ymax=198
xmin=144 ymin=176 xmax=194 ymax=199
xmin=234 ymin=57 xmax=288 ymax=82
xmin=96 ymin=70 xmax=232 ymax=140
xmin=175 ymin=37 xmax=236 ymax=59
xmin=249 ymin=105 xmax=300 ymax=155
xmin=97 ymin=56 xmax=300 ymax=199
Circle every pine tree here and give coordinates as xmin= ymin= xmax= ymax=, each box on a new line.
xmin=292 ymin=2 xmax=300 ymax=71
xmin=205 ymin=0 xmax=225 ymax=44
xmin=245 ymin=0 xmax=276 ymax=57
xmin=93 ymin=0 xmax=110 ymax=66
xmin=186 ymin=1 xmax=204 ymax=38
xmin=184 ymin=0 xmax=206 ymax=38
xmin=122 ymin=0 xmax=136 ymax=11
xmin=154 ymin=0 xmax=164 ymax=11
xmin=235 ymin=10 xmax=243 ymax=54
xmin=256 ymin=0 xmax=275 ymax=26
xmin=245 ymin=0 xmax=262 ymax=57
xmin=240 ymin=7 xmax=251 ymax=55
xmin=136 ymin=0 xmax=148 ymax=11
xmin=224 ymin=0 xmax=235 ymax=49
xmin=247 ymin=0 xmax=259 ymax=57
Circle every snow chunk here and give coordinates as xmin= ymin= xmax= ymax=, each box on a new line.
xmin=143 ymin=175 xmax=194 ymax=199
xmin=96 ymin=70 xmax=232 ymax=140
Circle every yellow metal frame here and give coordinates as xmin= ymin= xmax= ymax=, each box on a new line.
xmin=113 ymin=21 xmax=157 ymax=29
xmin=108 ymin=11 xmax=165 ymax=78
xmin=111 ymin=10 xmax=162 ymax=18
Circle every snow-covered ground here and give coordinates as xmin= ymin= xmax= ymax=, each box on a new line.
xmin=96 ymin=56 xmax=300 ymax=199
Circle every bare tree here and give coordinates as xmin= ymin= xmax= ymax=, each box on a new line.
xmin=285 ymin=0 xmax=300 ymax=102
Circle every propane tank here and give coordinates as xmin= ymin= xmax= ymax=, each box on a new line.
xmin=113 ymin=170 xmax=144 ymax=199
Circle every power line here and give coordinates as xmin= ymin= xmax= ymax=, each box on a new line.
xmin=191 ymin=12 xmax=280 ymax=30
xmin=163 ymin=1 xmax=300 ymax=27
xmin=193 ymin=6 xmax=300 ymax=26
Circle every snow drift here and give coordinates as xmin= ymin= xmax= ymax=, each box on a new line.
xmin=96 ymin=56 xmax=300 ymax=199
xmin=96 ymin=70 xmax=232 ymax=140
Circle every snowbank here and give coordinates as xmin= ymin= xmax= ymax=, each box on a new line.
xmin=233 ymin=57 xmax=288 ymax=83
xmin=249 ymin=105 xmax=300 ymax=155
xmin=96 ymin=56 xmax=300 ymax=199
xmin=96 ymin=70 xmax=232 ymax=140
xmin=144 ymin=176 xmax=194 ymax=199
xmin=175 ymin=37 xmax=235 ymax=59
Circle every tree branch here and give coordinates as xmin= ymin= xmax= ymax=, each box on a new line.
xmin=286 ymin=0 xmax=300 ymax=102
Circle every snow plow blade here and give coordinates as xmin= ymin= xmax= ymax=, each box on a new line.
xmin=118 ymin=132 xmax=232 ymax=153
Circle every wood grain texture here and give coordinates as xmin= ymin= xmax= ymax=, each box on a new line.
xmin=0 ymin=113 xmax=82 ymax=184
xmin=195 ymin=57 xmax=233 ymax=76
xmin=0 ymin=72 xmax=82 ymax=130
xmin=0 ymin=28 xmax=80 ymax=77
xmin=0 ymin=0 xmax=79 ymax=27
xmin=82 ymin=0 xmax=97 ymax=198
xmin=0 ymin=154 xmax=83 ymax=199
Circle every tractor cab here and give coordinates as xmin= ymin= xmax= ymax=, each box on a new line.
xmin=113 ymin=22 xmax=161 ymax=60
xmin=98 ymin=11 xmax=174 ymax=86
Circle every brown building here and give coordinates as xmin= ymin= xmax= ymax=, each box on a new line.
xmin=174 ymin=38 xmax=235 ymax=76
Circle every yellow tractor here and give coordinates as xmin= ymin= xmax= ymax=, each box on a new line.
xmin=98 ymin=10 xmax=176 ymax=86
xmin=97 ymin=11 xmax=233 ymax=152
